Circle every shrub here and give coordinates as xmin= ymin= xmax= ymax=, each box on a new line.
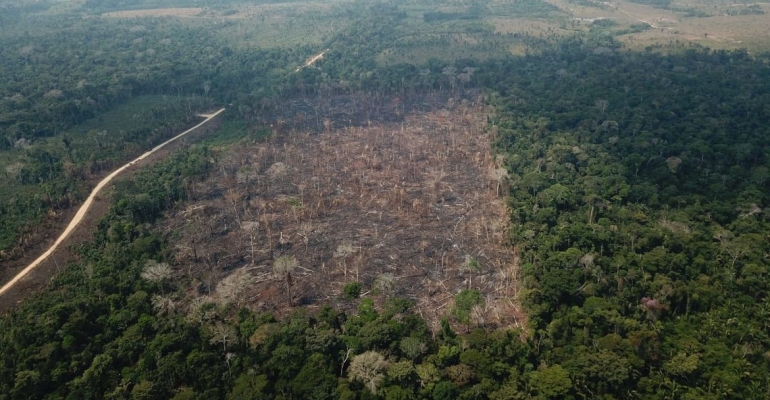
xmin=344 ymin=282 xmax=362 ymax=300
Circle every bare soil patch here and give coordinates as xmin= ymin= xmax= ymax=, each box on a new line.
xmin=296 ymin=50 xmax=328 ymax=72
xmin=161 ymin=97 xmax=524 ymax=330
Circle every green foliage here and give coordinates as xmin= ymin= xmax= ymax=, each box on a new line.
xmin=490 ymin=37 xmax=770 ymax=398
xmin=399 ymin=337 xmax=428 ymax=361
xmin=726 ymin=4 xmax=765 ymax=16
xmin=451 ymin=289 xmax=484 ymax=327
xmin=491 ymin=0 xmax=562 ymax=18
xmin=0 ymin=95 xmax=204 ymax=253
xmin=627 ymin=0 xmax=672 ymax=8
xmin=387 ymin=360 xmax=417 ymax=386
xmin=0 ymin=146 xmax=217 ymax=398
xmin=529 ymin=365 xmax=572 ymax=399
xmin=431 ymin=381 xmax=458 ymax=400
xmin=170 ymin=388 xmax=197 ymax=400
xmin=423 ymin=11 xmax=479 ymax=23
xmin=343 ymin=282 xmax=362 ymax=300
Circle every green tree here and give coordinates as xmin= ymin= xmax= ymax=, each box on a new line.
xmin=529 ymin=365 xmax=572 ymax=399
xmin=451 ymin=290 xmax=484 ymax=330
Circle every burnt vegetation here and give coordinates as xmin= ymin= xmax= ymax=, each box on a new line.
xmin=162 ymin=93 xmax=523 ymax=328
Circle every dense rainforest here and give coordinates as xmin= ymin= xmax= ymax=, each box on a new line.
xmin=3 ymin=0 xmax=770 ymax=399
xmin=489 ymin=41 xmax=770 ymax=399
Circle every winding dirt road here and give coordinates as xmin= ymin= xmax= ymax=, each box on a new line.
xmin=0 ymin=108 xmax=225 ymax=297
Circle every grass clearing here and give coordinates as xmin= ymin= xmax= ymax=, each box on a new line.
xmin=220 ymin=16 xmax=349 ymax=49
xmin=540 ymin=0 xmax=770 ymax=51
xmin=375 ymin=18 xmax=538 ymax=65
xmin=215 ymin=2 xmax=354 ymax=48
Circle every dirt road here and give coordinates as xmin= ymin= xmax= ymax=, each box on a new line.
xmin=0 ymin=108 xmax=225 ymax=297
xmin=295 ymin=49 xmax=328 ymax=72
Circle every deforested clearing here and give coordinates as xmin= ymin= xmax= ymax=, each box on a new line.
xmin=161 ymin=98 xmax=524 ymax=330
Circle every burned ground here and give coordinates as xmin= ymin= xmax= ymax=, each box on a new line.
xmin=160 ymin=94 xmax=524 ymax=330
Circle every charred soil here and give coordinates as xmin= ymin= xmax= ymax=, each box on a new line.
xmin=161 ymin=95 xmax=525 ymax=330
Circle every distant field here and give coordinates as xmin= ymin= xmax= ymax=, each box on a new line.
xmin=95 ymin=1 xmax=355 ymax=49
xmin=219 ymin=13 xmax=349 ymax=48
xmin=542 ymin=0 xmax=770 ymax=51
xmin=7 ymin=0 xmax=770 ymax=53
xmin=372 ymin=0 xmax=570 ymax=66
xmin=208 ymin=1 xmax=354 ymax=48
xmin=66 ymin=0 xmax=770 ymax=55
xmin=101 ymin=7 xmax=204 ymax=18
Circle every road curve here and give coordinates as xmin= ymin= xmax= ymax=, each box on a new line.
xmin=0 ymin=108 xmax=226 ymax=297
